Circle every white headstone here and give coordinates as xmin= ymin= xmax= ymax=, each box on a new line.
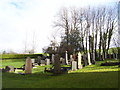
xmin=88 ymin=52 xmax=92 ymax=65
xmin=46 ymin=58 xmax=50 ymax=65
xmin=72 ymin=61 xmax=77 ymax=71
xmin=25 ymin=57 xmax=32 ymax=74
xmin=78 ymin=52 xmax=83 ymax=69
xmin=65 ymin=51 xmax=68 ymax=65
xmin=31 ymin=59 xmax=35 ymax=64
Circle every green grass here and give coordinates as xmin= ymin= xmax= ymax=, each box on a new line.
xmin=1 ymin=59 xmax=119 ymax=88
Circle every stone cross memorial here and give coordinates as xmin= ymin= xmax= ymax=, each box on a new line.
xmin=88 ymin=52 xmax=92 ymax=65
xmin=25 ymin=57 xmax=32 ymax=74
xmin=78 ymin=52 xmax=83 ymax=69
xmin=72 ymin=61 xmax=77 ymax=71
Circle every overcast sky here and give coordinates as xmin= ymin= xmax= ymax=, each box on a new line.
xmin=0 ymin=0 xmax=118 ymax=53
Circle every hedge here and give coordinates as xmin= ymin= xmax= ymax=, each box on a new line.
xmin=0 ymin=53 xmax=49 ymax=60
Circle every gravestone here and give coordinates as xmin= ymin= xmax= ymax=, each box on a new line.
xmin=78 ymin=52 xmax=83 ymax=69
xmin=70 ymin=55 xmax=74 ymax=63
xmin=37 ymin=56 xmax=41 ymax=65
xmin=52 ymin=54 xmax=55 ymax=64
xmin=2 ymin=66 xmax=15 ymax=72
xmin=65 ymin=51 xmax=68 ymax=65
xmin=72 ymin=61 xmax=77 ymax=71
xmin=7 ymin=66 xmax=15 ymax=72
xmin=60 ymin=57 xmax=65 ymax=64
xmin=25 ymin=57 xmax=32 ymax=74
xmin=41 ymin=60 xmax=45 ymax=66
xmin=54 ymin=54 xmax=61 ymax=74
xmin=31 ymin=59 xmax=35 ymax=64
xmin=45 ymin=58 xmax=50 ymax=65
xmin=88 ymin=52 xmax=92 ymax=65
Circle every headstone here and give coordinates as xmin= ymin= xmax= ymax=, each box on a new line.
xmin=31 ymin=59 xmax=35 ymax=64
xmin=65 ymin=51 xmax=68 ymax=65
xmin=45 ymin=58 xmax=50 ymax=65
xmin=8 ymin=66 xmax=15 ymax=72
xmin=37 ymin=56 xmax=41 ymax=65
xmin=51 ymin=54 xmax=55 ymax=64
xmin=78 ymin=52 xmax=83 ymax=69
xmin=70 ymin=55 xmax=74 ymax=63
xmin=60 ymin=57 xmax=65 ymax=64
xmin=54 ymin=54 xmax=61 ymax=74
xmin=88 ymin=52 xmax=92 ymax=65
xmin=41 ymin=60 xmax=45 ymax=66
xmin=25 ymin=57 xmax=32 ymax=74
xmin=3 ymin=66 xmax=15 ymax=72
xmin=72 ymin=61 xmax=77 ymax=71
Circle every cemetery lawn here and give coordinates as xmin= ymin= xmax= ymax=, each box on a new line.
xmin=2 ymin=59 xmax=119 ymax=88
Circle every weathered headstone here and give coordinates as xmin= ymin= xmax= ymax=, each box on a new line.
xmin=72 ymin=61 xmax=77 ymax=71
xmin=25 ymin=57 xmax=32 ymax=74
xmin=51 ymin=54 xmax=55 ymax=64
xmin=78 ymin=52 xmax=83 ymax=69
xmin=65 ymin=51 xmax=68 ymax=65
xmin=41 ymin=60 xmax=45 ymax=66
xmin=88 ymin=52 xmax=92 ymax=65
xmin=54 ymin=54 xmax=61 ymax=74
xmin=45 ymin=58 xmax=50 ymax=65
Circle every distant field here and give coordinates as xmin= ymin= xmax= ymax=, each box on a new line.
xmin=1 ymin=59 xmax=119 ymax=88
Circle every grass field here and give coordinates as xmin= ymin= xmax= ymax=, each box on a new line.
xmin=1 ymin=59 xmax=119 ymax=88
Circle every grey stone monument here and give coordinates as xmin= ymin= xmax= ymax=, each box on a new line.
xmin=25 ymin=57 xmax=32 ymax=74
xmin=72 ymin=61 xmax=77 ymax=71
xmin=78 ymin=52 xmax=83 ymax=69
xmin=54 ymin=54 xmax=61 ymax=74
